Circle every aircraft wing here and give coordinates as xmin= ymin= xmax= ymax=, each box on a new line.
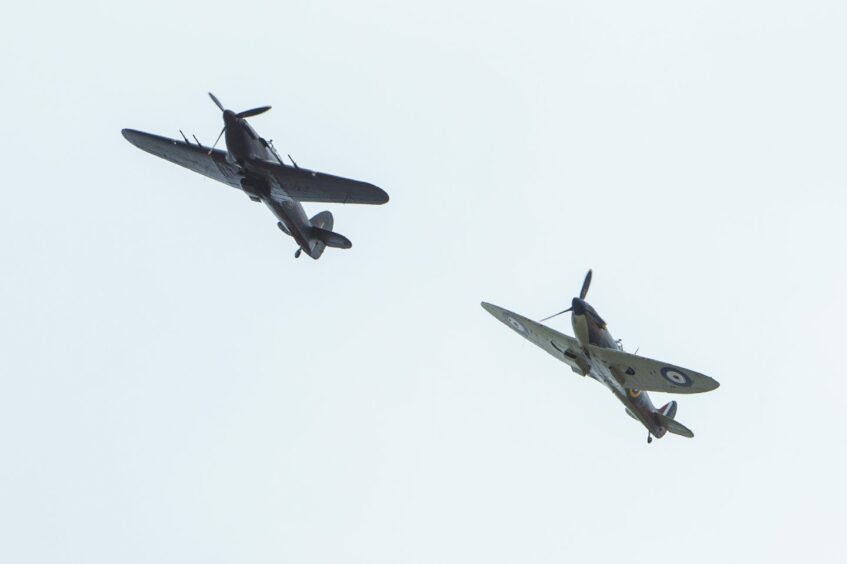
xmin=481 ymin=302 xmax=588 ymax=375
xmin=587 ymin=345 xmax=720 ymax=394
xmin=122 ymin=129 xmax=242 ymax=188
xmin=123 ymin=129 xmax=388 ymax=205
xmin=246 ymin=159 xmax=389 ymax=205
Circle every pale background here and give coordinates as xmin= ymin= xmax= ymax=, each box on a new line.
xmin=1 ymin=1 xmax=845 ymax=562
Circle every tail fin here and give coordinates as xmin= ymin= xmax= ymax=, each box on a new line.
xmin=310 ymin=210 xmax=334 ymax=232
xmin=658 ymin=400 xmax=678 ymax=420
xmin=655 ymin=401 xmax=694 ymax=438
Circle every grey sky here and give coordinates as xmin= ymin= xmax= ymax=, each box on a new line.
xmin=1 ymin=1 xmax=845 ymax=562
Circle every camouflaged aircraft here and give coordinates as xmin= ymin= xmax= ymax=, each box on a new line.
xmin=122 ymin=93 xmax=388 ymax=259
xmin=481 ymin=270 xmax=719 ymax=443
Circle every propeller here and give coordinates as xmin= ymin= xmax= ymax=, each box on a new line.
xmin=209 ymin=92 xmax=225 ymax=112
xmin=237 ymin=106 xmax=272 ymax=118
xmin=210 ymin=125 xmax=226 ymax=154
xmin=207 ymin=92 xmax=272 ymax=153
xmin=539 ymin=269 xmax=592 ymax=322
xmin=579 ymin=269 xmax=592 ymax=300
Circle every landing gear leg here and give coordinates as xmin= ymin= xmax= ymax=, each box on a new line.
xmin=647 ymin=433 xmax=653 ymax=444
xmin=294 ymin=248 xmax=302 ymax=259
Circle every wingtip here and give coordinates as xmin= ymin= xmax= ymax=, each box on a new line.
xmin=480 ymin=302 xmax=499 ymax=316
xmin=697 ymin=378 xmax=720 ymax=393
xmin=373 ymin=185 xmax=390 ymax=205
xmin=353 ymin=180 xmax=388 ymax=204
xmin=121 ymin=128 xmax=141 ymax=145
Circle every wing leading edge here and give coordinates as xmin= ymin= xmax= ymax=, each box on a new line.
xmin=246 ymin=159 xmax=389 ymax=205
xmin=481 ymin=302 xmax=587 ymax=375
xmin=122 ymin=129 xmax=389 ymax=205
xmin=481 ymin=302 xmax=719 ymax=394
xmin=122 ymin=129 xmax=242 ymax=188
xmin=587 ymin=345 xmax=720 ymax=395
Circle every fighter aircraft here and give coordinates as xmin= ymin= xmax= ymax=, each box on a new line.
xmin=481 ymin=270 xmax=719 ymax=443
xmin=122 ymin=93 xmax=388 ymax=259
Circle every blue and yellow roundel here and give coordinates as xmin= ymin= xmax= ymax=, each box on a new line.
xmin=628 ymin=388 xmax=642 ymax=398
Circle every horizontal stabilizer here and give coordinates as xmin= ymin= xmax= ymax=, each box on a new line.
xmin=312 ymin=227 xmax=352 ymax=249
xmin=655 ymin=412 xmax=694 ymax=438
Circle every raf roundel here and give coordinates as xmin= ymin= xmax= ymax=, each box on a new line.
xmin=661 ymin=367 xmax=693 ymax=387
xmin=505 ymin=315 xmax=527 ymax=334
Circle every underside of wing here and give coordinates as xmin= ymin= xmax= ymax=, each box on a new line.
xmin=587 ymin=345 xmax=720 ymax=394
xmin=246 ymin=159 xmax=389 ymax=205
xmin=122 ymin=129 xmax=242 ymax=188
xmin=481 ymin=302 xmax=587 ymax=375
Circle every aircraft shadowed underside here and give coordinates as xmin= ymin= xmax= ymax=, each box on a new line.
xmin=122 ymin=93 xmax=388 ymax=259
xmin=482 ymin=270 xmax=720 ymax=443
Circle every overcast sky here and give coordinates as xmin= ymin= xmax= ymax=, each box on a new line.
xmin=1 ymin=1 xmax=846 ymax=563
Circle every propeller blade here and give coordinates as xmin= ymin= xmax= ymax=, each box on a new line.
xmin=237 ymin=106 xmax=271 ymax=119
xmin=579 ymin=269 xmax=593 ymax=300
xmin=540 ymin=307 xmax=572 ymax=322
xmin=209 ymin=92 xmax=225 ymax=112
xmin=208 ymin=126 xmax=226 ymax=154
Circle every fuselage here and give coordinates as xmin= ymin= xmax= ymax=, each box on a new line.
xmin=570 ymin=298 xmax=667 ymax=438
xmin=222 ymin=112 xmax=318 ymax=257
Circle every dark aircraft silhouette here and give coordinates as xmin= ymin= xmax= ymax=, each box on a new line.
xmin=122 ymin=93 xmax=388 ymax=259
xmin=482 ymin=270 xmax=719 ymax=443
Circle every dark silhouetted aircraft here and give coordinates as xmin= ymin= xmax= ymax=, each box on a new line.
xmin=482 ymin=270 xmax=719 ymax=443
xmin=122 ymin=93 xmax=388 ymax=259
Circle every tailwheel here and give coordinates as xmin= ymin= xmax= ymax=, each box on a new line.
xmin=294 ymin=248 xmax=302 ymax=258
xmin=647 ymin=433 xmax=653 ymax=444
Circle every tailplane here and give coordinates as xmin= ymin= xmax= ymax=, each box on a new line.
xmin=305 ymin=211 xmax=351 ymax=259
xmin=312 ymin=227 xmax=352 ymax=249
xmin=655 ymin=401 xmax=694 ymax=438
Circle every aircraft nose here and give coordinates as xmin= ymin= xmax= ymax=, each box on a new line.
xmin=571 ymin=297 xmax=586 ymax=315
xmin=223 ymin=109 xmax=237 ymax=124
